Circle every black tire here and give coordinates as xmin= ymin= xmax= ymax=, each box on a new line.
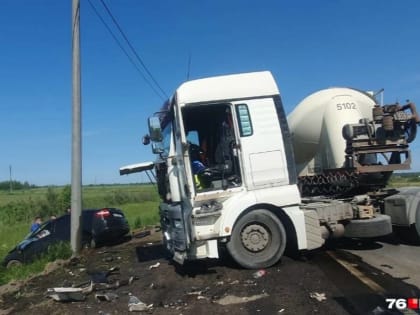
xmin=6 ymin=259 xmax=23 ymax=268
xmin=227 ymin=209 xmax=286 ymax=269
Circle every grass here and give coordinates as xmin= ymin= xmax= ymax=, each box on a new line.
xmin=0 ymin=188 xmax=47 ymax=207
xmin=388 ymin=175 xmax=420 ymax=188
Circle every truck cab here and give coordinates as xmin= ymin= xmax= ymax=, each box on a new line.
xmin=142 ymin=72 xmax=311 ymax=268
xmin=121 ymin=71 xmax=395 ymax=269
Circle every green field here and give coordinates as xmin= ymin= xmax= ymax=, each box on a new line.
xmin=0 ymin=184 xmax=160 ymax=284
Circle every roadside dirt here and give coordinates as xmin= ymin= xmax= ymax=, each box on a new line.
xmin=0 ymin=229 xmax=375 ymax=315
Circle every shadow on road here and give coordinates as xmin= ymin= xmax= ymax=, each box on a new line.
xmin=323 ymin=230 xmax=420 ymax=251
xmin=325 ymin=238 xmax=385 ymax=251
xmin=135 ymin=242 xmax=167 ymax=262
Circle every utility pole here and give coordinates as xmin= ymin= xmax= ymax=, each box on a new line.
xmin=9 ymin=165 xmax=12 ymax=194
xmin=71 ymin=0 xmax=82 ymax=255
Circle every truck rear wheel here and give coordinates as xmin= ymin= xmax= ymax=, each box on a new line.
xmin=227 ymin=209 xmax=286 ymax=269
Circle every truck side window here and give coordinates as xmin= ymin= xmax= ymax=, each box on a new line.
xmin=235 ymin=104 xmax=253 ymax=137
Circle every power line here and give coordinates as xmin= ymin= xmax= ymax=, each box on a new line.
xmin=98 ymin=0 xmax=169 ymax=100
xmin=87 ymin=0 xmax=167 ymax=101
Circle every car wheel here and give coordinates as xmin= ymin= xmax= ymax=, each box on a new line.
xmin=227 ymin=209 xmax=286 ymax=269
xmin=6 ymin=259 xmax=23 ymax=269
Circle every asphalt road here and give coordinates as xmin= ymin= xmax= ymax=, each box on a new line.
xmin=340 ymin=239 xmax=420 ymax=288
xmin=325 ymin=235 xmax=420 ymax=315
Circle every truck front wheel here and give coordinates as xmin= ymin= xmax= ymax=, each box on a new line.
xmin=227 ymin=209 xmax=286 ymax=269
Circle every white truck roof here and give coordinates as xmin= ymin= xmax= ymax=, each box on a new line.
xmin=175 ymin=71 xmax=280 ymax=106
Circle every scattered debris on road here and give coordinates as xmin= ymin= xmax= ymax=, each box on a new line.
xmin=95 ymin=292 xmax=119 ymax=302
xmin=88 ymin=266 xmax=120 ymax=283
xmin=45 ymin=281 xmax=93 ymax=302
xmin=133 ymin=230 xmax=151 ymax=239
xmin=309 ymin=292 xmax=327 ymax=302
xmin=128 ymin=293 xmax=153 ymax=312
xmin=186 ymin=286 xmax=210 ymax=296
xmin=252 ymin=269 xmax=267 ymax=279
xmin=148 ymin=262 xmax=160 ymax=270
xmin=215 ymin=293 xmax=269 ymax=305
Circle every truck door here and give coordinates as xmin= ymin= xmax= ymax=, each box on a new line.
xmin=233 ymin=98 xmax=291 ymax=190
xmin=172 ymin=103 xmax=194 ymax=250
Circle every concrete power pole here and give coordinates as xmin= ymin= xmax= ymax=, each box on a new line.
xmin=71 ymin=0 xmax=83 ymax=255
xmin=9 ymin=165 xmax=12 ymax=194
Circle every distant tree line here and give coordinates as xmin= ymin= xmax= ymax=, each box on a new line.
xmin=0 ymin=180 xmax=36 ymax=191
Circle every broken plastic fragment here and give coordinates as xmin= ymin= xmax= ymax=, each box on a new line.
xmin=95 ymin=292 xmax=119 ymax=302
xmin=46 ymin=281 xmax=93 ymax=302
xmin=47 ymin=291 xmax=86 ymax=302
xmin=148 ymin=262 xmax=160 ymax=270
xmin=252 ymin=269 xmax=267 ymax=279
xmin=128 ymin=294 xmax=152 ymax=312
xmin=309 ymin=292 xmax=327 ymax=302
xmin=215 ymin=293 xmax=269 ymax=305
xmin=88 ymin=266 xmax=120 ymax=283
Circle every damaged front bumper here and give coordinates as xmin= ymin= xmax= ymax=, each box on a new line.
xmin=159 ymin=202 xmax=188 ymax=264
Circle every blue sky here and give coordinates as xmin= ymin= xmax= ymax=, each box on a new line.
xmin=0 ymin=1 xmax=419 ymax=186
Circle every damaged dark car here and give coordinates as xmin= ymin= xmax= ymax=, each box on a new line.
xmin=2 ymin=208 xmax=130 ymax=268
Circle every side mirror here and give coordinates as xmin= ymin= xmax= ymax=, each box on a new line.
xmin=148 ymin=117 xmax=163 ymax=142
xmin=142 ymin=134 xmax=151 ymax=145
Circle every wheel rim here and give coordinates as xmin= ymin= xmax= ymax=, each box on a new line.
xmin=240 ymin=223 xmax=270 ymax=252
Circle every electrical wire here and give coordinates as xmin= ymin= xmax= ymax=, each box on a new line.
xmin=98 ymin=0 xmax=169 ymax=100
xmin=87 ymin=0 xmax=167 ymax=101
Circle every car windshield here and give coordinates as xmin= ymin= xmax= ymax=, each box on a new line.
xmin=24 ymin=220 xmax=52 ymax=239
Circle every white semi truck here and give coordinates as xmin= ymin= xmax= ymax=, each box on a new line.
xmin=121 ymin=71 xmax=420 ymax=269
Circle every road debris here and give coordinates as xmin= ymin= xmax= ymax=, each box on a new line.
xmin=252 ymin=269 xmax=267 ymax=279
xmin=45 ymin=282 xmax=93 ymax=302
xmin=197 ymin=295 xmax=209 ymax=300
xmin=215 ymin=293 xmax=269 ymax=305
xmin=88 ymin=266 xmax=120 ymax=283
xmin=309 ymin=292 xmax=327 ymax=302
xmin=102 ymin=256 xmax=114 ymax=263
xmin=186 ymin=287 xmax=210 ymax=296
xmin=244 ymin=279 xmax=257 ymax=286
xmin=133 ymin=230 xmax=151 ymax=239
xmin=148 ymin=262 xmax=161 ymax=270
xmin=95 ymin=292 xmax=119 ymax=302
xmin=128 ymin=294 xmax=153 ymax=312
